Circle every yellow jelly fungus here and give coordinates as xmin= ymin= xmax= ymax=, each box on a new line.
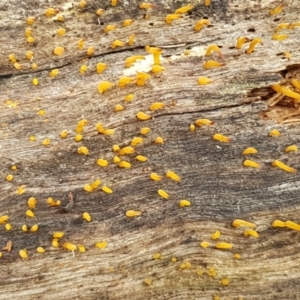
xmin=198 ymin=77 xmax=214 ymax=85
xmin=165 ymin=14 xmax=182 ymax=24
xmin=125 ymin=94 xmax=134 ymax=101
xmin=38 ymin=110 xmax=45 ymax=116
xmin=63 ymin=242 xmax=77 ymax=251
xmin=52 ymin=239 xmax=59 ymax=247
xmin=204 ymin=0 xmax=211 ymax=6
xmin=271 ymin=84 xmax=300 ymax=101
xmin=97 ymin=159 xmax=109 ymax=167
xmin=45 ymin=7 xmax=57 ymax=17
xmin=175 ymin=4 xmax=194 ymax=14
xmin=53 ymin=46 xmax=65 ymax=56
xmin=270 ymin=3 xmax=283 ymax=15
xmin=144 ymin=278 xmax=152 ymax=286
xmin=27 ymin=36 xmax=35 ymax=43
xmin=203 ymin=60 xmax=225 ymax=69
xmin=5 ymin=223 xmax=12 ymax=231
xmin=136 ymin=72 xmax=151 ymax=86
xmin=74 ymin=135 xmax=83 ymax=142
xmin=125 ymin=55 xmax=145 ymax=68
xmin=77 ymin=146 xmax=89 ymax=155
xmin=153 ymin=253 xmax=161 ymax=259
xmin=126 ymin=210 xmax=142 ymax=217
xmin=80 ymin=65 xmax=88 ymax=74
xmin=150 ymin=173 xmax=162 ymax=181
xmin=57 ymin=15 xmax=64 ymax=21
xmin=200 ymin=241 xmax=210 ymax=248
xmin=269 ymin=129 xmax=281 ymax=137
xmin=141 ymin=127 xmax=151 ymax=135
xmin=30 ymin=224 xmax=39 ymax=232
xmin=171 ymin=257 xmax=177 ymax=263
xmin=6 ymin=174 xmax=13 ymax=181
xmin=77 ymin=118 xmax=88 ymax=128
xmin=272 ymin=220 xmax=286 ymax=228
xmin=83 ymin=212 xmax=92 ymax=222
xmin=104 ymin=24 xmax=117 ymax=32
xmin=118 ymin=161 xmax=131 ymax=168
xmin=32 ymin=78 xmax=39 ymax=86
xmin=155 ymin=136 xmax=164 ymax=144
xmin=9 ymin=54 xmax=17 ymax=63
xmin=236 ymin=36 xmax=250 ymax=49
xmin=95 ymin=241 xmax=107 ymax=249
xmin=104 ymin=129 xmax=115 ymax=135
xmin=11 ymin=165 xmax=17 ymax=170
xmin=42 ymin=139 xmax=51 ymax=146
xmin=291 ymin=79 xmax=300 ymax=91
xmin=111 ymin=40 xmax=125 ymax=49
xmin=283 ymin=52 xmax=291 ymax=60
xmin=78 ymin=39 xmax=84 ymax=50
xmin=111 ymin=0 xmax=117 ymax=6
xmin=29 ymin=136 xmax=36 ymax=141
xmin=272 ymin=33 xmax=288 ymax=41
xmin=205 ymin=44 xmax=223 ymax=57
xmin=112 ymin=145 xmax=120 ymax=152
xmin=211 ymin=230 xmax=221 ymax=240
xmin=84 ymin=184 xmax=94 ymax=192
xmin=243 ymin=159 xmax=260 ymax=168
xmin=14 ymin=63 xmax=22 ymax=70
xmin=19 ymin=249 xmax=28 ymax=259
xmin=128 ymin=34 xmax=135 ymax=46
xmin=285 ymin=145 xmax=298 ymax=152
xmin=87 ymin=46 xmax=95 ymax=56
xmin=78 ymin=245 xmax=86 ymax=252
xmin=242 ymin=147 xmax=257 ymax=155
xmin=158 ymin=189 xmax=169 ymax=199
xmin=97 ymin=81 xmax=114 ymax=94
xmin=53 ymin=231 xmax=64 ymax=239
xmin=0 ymin=216 xmax=9 ymax=224
xmin=246 ymin=38 xmax=263 ymax=54
xmin=179 ymin=200 xmax=191 ymax=207
xmin=91 ymin=179 xmax=101 ymax=189
xmin=232 ymin=219 xmax=256 ymax=228
xmin=194 ymin=19 xmax=211 ymax=31
xmin=166 ymin=170 xmax=181 ymax=182
xmin=120 ymin=146 xmax=135 ymax=155
xmin=102 ymin=186 xmax=113 ymax=194
xmin=234 ymin=253 xmax=241 ymax=259
xmin=28 ymin=197 xmax=37 ymax=209
xmin=50 ymin=69 xmax=59 ymax=77
xmin=79 ymin=0 xmax=87 ymax=8
xmin=113 ymin=156 xmax=121 ymax=163
xmin=215 ymin=242 xmax=233 ymax=250
xmin=22 ymin=225 xmax=28 ymax=232
xmin=47 ymin=198 xmax=61 ymax=206
xmin=118 ymin=77 xmax=135 ymax=87
xmin=27 ymin=16 xmax=36 ymax=25
xmin=26 ymin=210 xmax=35 ymax=218
xmin=57 ymin=28 xmax=66 ymax=36
xmin=195 ymin=119 xmax=214 ymax=126
xmin=190 ymin=124 xmax=195 ymax=132
xmin=140 ymin=2 xmax=156 ymax=9
xmin=17 ymin=185 xmax=26 ymax=195
xmin=25 ymin=27 xmax=33 ymax=37
xmin=136 ymin=155 xmax=148 ymax=162
xmin=213 ymin=133 xmax=231 ymax=142
xmin=244 ymin=229 xmax=259 ymax=237
xmin=272 ymin=160 xmax=297 ymax=173
xmin=131 ymin=137 xmax=143 ymax=147
xmin=96 ymin=63 xmax=107 ymax=74
xmin=37 ymin=247 xmax=45 ymax=253
xmin=60 ymin=130 xmax=68 ymax=138
xmin=123 ymin=19 xmax=134 ymax=27
xmin=221 ymin=278 xmax=230 ymax=286
xmin=149 ymin=102 xmax=165 ymax=111
xmin=137 ymin=111 xmax=151 ymax=120
xmin=151 ymin=65 xmax=165 ymax=73
xmin=285 ymin=220 xmax=300 ymax=231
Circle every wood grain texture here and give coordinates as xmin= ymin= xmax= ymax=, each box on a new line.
xmin=1 ymin=0 xmax=300 ymax=299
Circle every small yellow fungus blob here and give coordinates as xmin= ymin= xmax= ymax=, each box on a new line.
xmin=272 ymin=160 xmax=297 ymax=173
xmin=83 ymin=212 xmax=92 ymax=222
xmin=166 ymin=170 xmax=181 ymax=182
xmin=97 ymin=159 xmax=109 ymax=167
xmin=269 ymin=129 xmax=281 ymax=137
xmin=17 ymin=185 xmax=26 ymax=195
xmin=6 ymin=174 xmax=13 ymax=181
xmin=79 ymin=0 xmax=87 ymax=8
xmin=155 ymin=136 xmax=164 ymax=144
xmin=113 ymin=156 xmax=121 ymax=163
xmin=5 ymin=223 xmax=12 ymax=231
xmin=96 ymin=63 xmax=107 ymax=74
xmin=25 ymin=27 xmax=33 ymax=37
xmin=139 ymin=3 xmax=156 ymax=9
xmin=118 ymin=77 xmax=135 ymax=87
xmin=234 ymin=253 xmax=241 ymax=259
xmin=123 ymin=19 xmax=134 ymax=27
xmin=125 ymin=94 xmax=134 ymax=101
xmin=19 ymin=249 xmax=28 ymax=259
xmin=57 ymin=15 xmax=64 ymax=21
xmin=232 ymin=219 xmax=256 ymax=228
xmin=78 ymin=39 xmax=84 ymax=50
xmin=236 ymin=36 xmax=250 ymax=49
xmin=60 ymin=130 xmax=68 ymax=138
xmin=175 ymin=4 xmax=194 ymax=14
xmin=9 ymin=54 xmax=17 ymax=63
xmin=272 ymin=220 xmax=286 ymax=228
xmin=198 ymin=77 xmax=214 ymax=85
xmin=28 ymin=197 xmax=37 ymax=209
xmin=211 ymin=230 xmax=221 ymax=240
xmin=151 ymin=65 xmax=165 ymax=73
xmin=42 ymin=139 xmax=51 ymax=146
xmin=205 ymin=44 xmax=223 ymax=57
xmin=91 ymin=179 xmax=101 ymax=189
xmin=95 ymin=241 xmax=107 ymax=249
xmin=11 ymin=166 xmax=17 ymax=171
xmin=53 ymin=231 xmax=64 ymax=239
xmin=37 ymin=247 xmax=45 ymax=253
xmin=80 ymin=65 xmax=88 ymax=74
xmin=158 ymin=189 xmax=169 ymax=199
xmin=136 ymin=155 xmax=148 ymax=162
xmin=137 ymin=111 xmax=151 ymax=121
xmin=49 ymin=69 xmax=59 ymax=78
xmin=78 ymin=245 xmax=86 ymax=252
xmin=102 ymin=186 xmax=113 ymax=194
xmin=190 ymin=124 xmax=195 ymax=132
xmin=97 ymin=81 xmax=114 ymax=94
xmin=179 ymin=200 xmax=191 ymax=207
xmin=244 ymin=229 xmax=259 ymax=237
xmin=171 ymin=257 xmax=177 ymax=263
xmin=104 ymin=24 xmax=117 ymax=32
xmin=29 ymin=136 xmax=36 ymax=141
xmin=131 ymin=137 xmax=143 ymax=147
xmin=87 ymin=46 xmax=95 ymax=56
xmin=215 ymin=242 xmax=233 ymax=250
xmin=200 ymin=241 xmax=210 ymax=248
xmin=118 ymin=161 xmax=131 ymax=169
xmin=150 ymin=173 xmax=162 ymax=181
xmin=119 ymin=146 xmax=135 ymax=155
xmin=128 ymin=34 xmax=135 ymax=46
xmin=285 ymin=145 xmax=298 ymax=152
xmin=246 ymin=38 xmax=263 ymax=54
xmin=153 ymin=253 xmax=161 ymax=259
xmin=272 ymin=34 xmax=288 ymax=41
xmin=125 ymin=55 xmax=145 ymax=68
xmin=165 ymin=14 xmax=182 ymax=24
xmin=144 ymin=278 xmax=153 ymax=286
xmin=53 ymin=46 xmax=65 ymax=56
xmin=141 ymin=127 xmax=151 ymax=135
xmin=26 ymin=210 xmax=35 ymax=218
xmin=271 ymin=84 xmax=300 ymax=101
xmin=269 ymin=4 xmax=283 ymax=15
xmin=285 ymin=221 xmax=300 ymax=231
xmin=38 ymin=110 xmax=46 ymax=116
xmin=57 ymin=28 xmax=66 ymax=36
xmin=243 ymin=159 xmax=260 ymax=168
xmin=194 ymin=19 xmax=210 ymax=31
xmin=112 ymin=145 xmax=120 ymax=152
xmin=30 ymin=224 xmax=39 ymax=232
xmin=150 ymin=102 xmax=165 ymax=111
xmin=27 ymin=16 xmax=36 ymax=25
xmin=63 ymin=242 xmax=77 ymax=251
xmin=242 ymin=147 xmax=257 ymax=155
xmin=136 ymin=72 xmax=151 ymax=86
xmin=195 ymin=119 xmax=214 ymax=126
xmin=74 ymin=135 xmax=82 ymax=142
xmin=84 ymin=184 xmax=94 ymax=192
xmin=220 ymin=278 xmax=230 ymax=286
xmin=45 ymin=7 xmax=57 ymax=17
xmin=14 ymin=62 xmax=22 ymax=70
xmin=111 ymin=40 xmax=125 ymax=49
xmin=27 ymin=36 xmax=35 ymax=43
xmin=203 ymin=60 xmax=225 ymax=69
xmin=77 ymin=146 xmax=89 ymax=155
xmin=47 ymin=198 xmax=61 ymax=206
xmin=32 ymin=78 xmax=39 ymax=86
xmin=213 ymin=133 xmax=231 ymax=143
xmin=0 ymin=216 xmax=9 ymax=224
xmin=126 ymin=210 xmax=142 ymax=217
xmin=22 ymin=225 xmax=28 ymax=232
xmin=52 ymin=239 xmax=59 ymax=247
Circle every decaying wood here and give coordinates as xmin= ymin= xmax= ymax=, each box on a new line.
xmin=1 ymin=0 xmax=300 ymax=299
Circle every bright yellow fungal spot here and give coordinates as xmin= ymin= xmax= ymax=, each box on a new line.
xmin=272 ymin=160 xmax=297 ymax=173
xmin=96 ymin=63 xmax=107 ymax=74
xmin=272 ymin=33 xmax=288 ymax=41
xmin=53 ymin=46 xmax=65 ymax=56
xmin=83 ymin=212 xmax=92 ymax=222
xmin=53 ymin=231 xmax=64 ymax=238
xmin=84 ymin=184 xmax=94 ymax=192
xmin=144 ymin=278 xmax=152 ymax=286
xmin=112 ymin=145 xmax=120 ymax=152
xmin=243 ymin=159 xmax=260 ymax=168
xmin=179 ymin=200 xmax=191 ymax=207
xmin=29 ymin=135 xmax=36 ymax=141
xmin=45 ymin=7 xmax=57 ymax=17
xmin=150 ymin=173 xmax=162 ymax=181
xmin=125 ymin=94 xmax=134 ymax=101
xmin=246 ymin=38 xmax=263 ymax=54
xmin=232 ymin=219 xmax=256 ymax=228
xmin=37 ymin=247 xmax=45 ymax=253
xmin=155 ymin=136 xmax=164 ymax=144
xmin=125 ymin=210 xmax=142 ymax=218
xmin=0 ymin=216 xmax=9 ymax=224
xmin=234 ymin=253 xmax=241 ymax=259
xmin=19 ymin=249 xmax=28 ymax=259
xmin=42 ymin=139 xmax=50 ymax=146
xmin=27 ymin=36 xmax=35 ymax=43
xmin=204 ymin=0 xmax=211 ymax=6
xmin=79 ymin=0 xmax=87 ymax=8
xmin=77 ymin=146 xmax=89 ymax=155
xmin=28 ymin=197 xmax=37 ymax=209
xmin=60 ymin=130 xmax=68 ymax=138
xmin=215 ymin=242 xmax=233 ymax=250
xmin=113 ymin=156 xmax=121 ymax=163
xmin=175 ymin=4 xmax=194 ymax=14
xmin=38 ymin=110 xmax=45 ymax=116
xmin=131 ymin=137 xmax=143 ymax=147
xmin=5 ymin=223 xmax=12 ymax=231
xmin=32 ymin=78 xmax=39 ymax=86
xmin=63 ymin=242 xmax=77 ymax=251
xmin=269 ymin=129 xmax=281 ymax=137
xmin=198 ymin=77 xmax=214 ymax=85
xmin=194 ymin=19 xmax=210 ymax=31
xmin=271 ymin=84 xmax=300 ymax=101
xmin=151 ymin=65 xmax=165 ymax=73
xmin=203 ymin=60 xmax=225 ymax=69
xmin=25 ymin=27 xmax=33 ymax=37
xmin=269 ymin=4 xmax=283 ymax=15
xmin=6 ymin=174 xmax=13 ymax=181
xmin=158 ymin=189 xmax=169 ymax=199
xmin=165 ymin=14 xmax=182 ymax=24
xmin=104 ymin=24 xmax=117 ymax=32
xmin=153 ymin=253 xmax=161 ymax=259
xmin=22 ymin=225 xmax=28 ymax=232
xmin=220 ymin=278 xmax=230 ymax=286
xmin=118 ymin=76 xmax=135 ymax=87
xmin=136 ymin=155 xmax=148 ymax=162
xmin=205 ymin=44 xmax=223 ymax=57
xmin=78 ymin=39 xmax=84 ymax=50
xmin=26 ymin=210 xmax=35 ymax=218
xmin=102 ymin=186 xmax=113 ymax=194
xmin=118 ymin=161 xmax=131 ymax=169
xmin=80 ymin=64 xmax=88 ymax=74
xmin=128 ymin=34 xmax=135 ymax=46
xmin=166 ymin=170 xmax=181 ymax=182
xmin=136 ymin=72 xmax=151 ymax=86
xmin=123 ymin=19 xmax=134 ymax=27
xmin=125 ymin=55 xmax=145 ymax=68
xmin=242 ymin=147 xmax=257 ymax=155
xmin=171 ymin=257 xmax=177 ymax=263
xmin=285 ymin=145 xmax=298 ymax=152
xmin=272 ymin=220 xmax=285 ymax=228
xmin=14 ymin=62 xmax=22 ymax=70
xmin=150 ymin=102 xmax=165 ymax=111
xmin=111 ymin=40 xmax=125 ymax=49
xmin=78 ymin=245 xmax=86 ymax=252
xmin=236 ymin=36 xmax=249 ymax=49
xmin=57 ymin=28 xmax=66 ymax=36
xmin=52 ymin=239 xmax=59 ymax=247
xmin=11 ymin=165 xmax=17 ymax=171
xmin=200 ymin=241 xmax=210 ymax=248
xmin=47 ymin=198 xmax=61 ymax=206
xmin=30 ymin=224 xmax=39 ymax=232
xmin=211 ymin=230 xmax=221 ymax=240
xmin=141 ymin=127 xmax=151 ymax=135
xmin=139 ymin=3 xmax=156 ymax=9
xmin=49 ymin=69 xmax=59 ymax=77
xmin=95 ymin=241 xmax=107 ymax=249
xmin=285 ymin=220 xmax=300 ymax=231
xmin=9 ymin=54 xmax=17 ymax=63
xmin=87 ymin=46 xmax=95 ymax=56
xmin=97 ymin=81 xmax=114 ymax=94
xmin=120 ymin=146 xmax=135 ymax=155
xmin=213 ymin=133 xmax=231 ymax=143
xmin=97 ymin=159 xmax=109 ymax=167
xmin=137 ymin=111 xmax=151 ymax=120
xmin=244 ymin=229 xmax=259 ymax=237
xmin=91 ymin=179 xmax=101 ymax=189
xmin=27 ymin=16 xmax=36 ymax=25
xmin=190 ymin=124 xmax=195 ymax=132
xmin=291 ymin=79 xmax=300 ymax=91
xmin=17 ymin=185 xmax=26 ymax=195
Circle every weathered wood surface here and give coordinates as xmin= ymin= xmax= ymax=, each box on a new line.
xmin=1 ymin=0 xmax=300 ymax=299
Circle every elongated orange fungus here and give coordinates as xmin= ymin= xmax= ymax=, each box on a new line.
xmin=195 ymin=119 xmax=214 ymax=126
xmin=244 ymin=229 xmax=259 ymax=237
xmin=203 ymin=60 xmax=225 ymax=69
xmin=126 ymin=210 xmax=142 ymax=217
xmin=285 ymin=145 xmax=298 ymax=152
xmin=236 ymin=37 xmax=249 ymax=49
xmin=285 ymin=220 xmax=300 ymax=231
xmin=246 ymin=38 xmax=263 ymax=54
xmin=179 ymin=200 xmax=191 ymax=207
xmin=166 ymin=170 xmax=181 ymax=182
xmin=213 ymin=133 xmax=230 ymax=142
xmin=215 ymin=242 xmax=232 ymax=250
xmin=165 ymin=14 xmax=182 ymax=24
xmin=242 ymin=147 xmax=257 ymax=155
xmin=269 ymin=4 xmax=283 ymax=15
xmin=175 ymin=4 xmax=193 ymax=14
xmin=243 ymin=159 xmax=260 ymax=168
xmin=272 ymin=220 xmax=286 ymax=228
xmin=198 ymin=77 xmax=214 ymax=85
xmin=272 ymin=160 xmax=297 ymax=173
xmin=137 ymin=111 xmax=151 ymax=120
xmin=158 ymin=189 xmax=169 ymax=199
xmin=232 ymin=219 xmax=256 ymax=228
xmin=269 ymin=129 xmax=281 ymax=137
xmin=194 ymin=19 xmax=210 ymax=31
xmin=205 ymin=44 xmax=223 ymax=57
xmin=271 ymin=84 xmax=300 ymax=101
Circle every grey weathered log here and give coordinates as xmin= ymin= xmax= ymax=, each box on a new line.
xmin=1 ymin=0 xmax=300 ymax=299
